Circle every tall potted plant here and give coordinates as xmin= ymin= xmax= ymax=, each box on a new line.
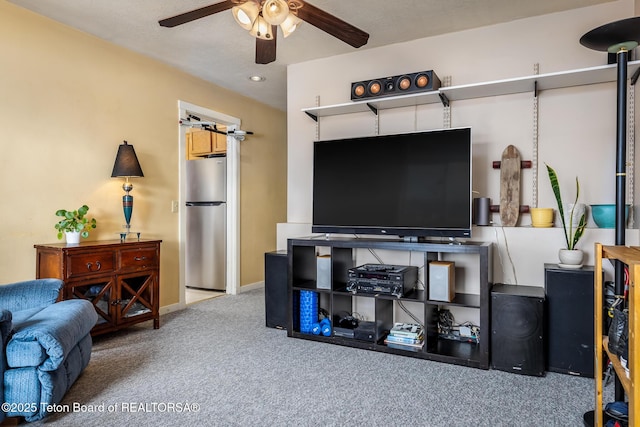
xmin=54 ymin=205 xmax=97 ymax=244
xmin=546 ymin=164 xmax=586 ymax=266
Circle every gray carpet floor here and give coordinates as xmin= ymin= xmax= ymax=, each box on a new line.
xmin=30 ymin=288 xmax=612 ymax=426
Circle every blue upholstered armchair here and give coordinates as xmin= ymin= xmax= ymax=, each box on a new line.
xmin=0 ymin=279 xmax=97 ymax=422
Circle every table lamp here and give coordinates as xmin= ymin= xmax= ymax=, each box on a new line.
xmin=111 ymin=140 xmax=144 ymax=231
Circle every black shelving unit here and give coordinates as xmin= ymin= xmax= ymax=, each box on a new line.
xmin=287 ymin=236 xmax=493 ymax=369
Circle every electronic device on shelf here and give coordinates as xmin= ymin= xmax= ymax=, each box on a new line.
xmin=332 ymin=321 xmax=384 ymax=342
xmin=350 ymin=70 xmax=441 ymax=101
xmin=439 ymin=331 xmax=478 ymax=344
xmin=353 ymin=321 xmax=385 ymax=342
xmin=332 ymin=327 xmax=355 ymax=339
xmin=346 ymin=264 xmax=417 ymax=297
xmin=312 ymin=127 xmax=472 ymax=239
xmin=332 ymin=312 xmax=359 ymax=339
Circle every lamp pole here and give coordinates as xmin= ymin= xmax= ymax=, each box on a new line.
xmin=614 ymin=45 xmax=628 ymax=403
xmin=580 ymin=17 xmax=640 ymax=417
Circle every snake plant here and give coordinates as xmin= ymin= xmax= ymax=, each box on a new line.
xmin=545 ymin=164 xmax=586 ymax=250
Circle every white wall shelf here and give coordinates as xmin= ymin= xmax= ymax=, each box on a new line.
xmin=302 ymin=91 xmax=442 ymax=121
xmin=302 ymin=60 xmax=640 ymax=120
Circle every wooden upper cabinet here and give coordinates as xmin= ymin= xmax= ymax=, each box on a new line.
xmin=213 ymin=130 xmax=227 ymax=153
xmin=186 ymin=128 xmax=227 ymax=159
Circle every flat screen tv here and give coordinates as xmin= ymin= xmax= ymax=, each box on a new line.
xmin=312 ymin=127 xmax=472 ymax=239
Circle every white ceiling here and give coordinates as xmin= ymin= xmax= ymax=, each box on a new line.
xmin=8 ymin=0 xmax=614 ymax=111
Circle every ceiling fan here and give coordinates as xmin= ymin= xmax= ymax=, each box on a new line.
xmin=159 ymin=0 xmax=369 ymax=64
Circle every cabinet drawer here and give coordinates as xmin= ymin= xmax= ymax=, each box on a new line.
xmin=66 ymin=251 xmax=115 ymax=279
xmin=119 ymin=247 xmax=158 ymax=271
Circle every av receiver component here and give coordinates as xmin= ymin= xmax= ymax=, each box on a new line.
xmin=351 ymin=70 xmax=441 ymax=101
xmin=346 ymin=264 xmax=418 ymax=297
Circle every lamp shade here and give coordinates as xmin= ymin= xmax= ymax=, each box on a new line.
xmin=579 ymin=16 xmax=640 ymax=53
xmin=232 ymin=1 xmax=260 ymax=31
xmin=280 ymin=13 xmax=302 ymax=38
xmin=111 ymin=141 xmax=144 ymax=178
xmin=262 ymin=0 xmax=289 ymax=25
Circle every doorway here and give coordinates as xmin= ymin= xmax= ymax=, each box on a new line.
xmin=178 ymin=101 xmax=241 ymax=307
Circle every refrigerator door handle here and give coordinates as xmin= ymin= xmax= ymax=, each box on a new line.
xmin=186 ymin=202 xmax=225 ymax=207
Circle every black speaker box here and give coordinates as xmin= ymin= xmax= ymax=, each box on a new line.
xmin=491 ymin=284 xmax=545 ymax=376
xmin=265 ymin=251 xmax=288 ymax=329
xmin=351 ymin=70 xmax=441 ymax=101
xmin=544 ymin=264 xmax=595 ymax=377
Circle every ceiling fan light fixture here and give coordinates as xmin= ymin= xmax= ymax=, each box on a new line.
xmin=232 ymin=1 xmax=260 ymax=31
xmin=159 ymin=0 xmax=369 ymax=64
xmin=280 ymin=13 xmax=302 ymax=38
xmin=262 ymin=0 xmax=289 ymax=26
xmin=249 ymin=15 xmax=273 ymax=40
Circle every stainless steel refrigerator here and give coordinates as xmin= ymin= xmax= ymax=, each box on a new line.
xmin=185 ymin=156 xmax=226 ymax=290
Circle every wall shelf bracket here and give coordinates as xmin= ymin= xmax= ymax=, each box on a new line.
xmin=631 ymin=66 xmax=640 ymax=86
xmin=492 ymin=160 xmax=532 ymax=169
xmin=305 ymin=111 xmax=318 ymax=122
xmin=489 ymin=205 xmax=530 ymax=213
xmin=439 ymin=93 xmax=450 ymax=107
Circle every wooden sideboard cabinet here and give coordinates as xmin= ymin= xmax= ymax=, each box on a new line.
xmin=34 ymin=239 xmax=161 ymax=335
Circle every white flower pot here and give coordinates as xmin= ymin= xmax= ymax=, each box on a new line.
xmin=558 ymin=248 xmax=583 ymax=267
xmin=65 ymin=231 xmax=81 ymax=244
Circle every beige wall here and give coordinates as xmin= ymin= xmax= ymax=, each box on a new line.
xmin=0 ymin=1 xmax=287 ymax=306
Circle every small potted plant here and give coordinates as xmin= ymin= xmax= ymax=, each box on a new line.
xmin=545 ymin=164 xmax=586 ymax=266
xmin=54 ymin=205 xmax=97 ymax=243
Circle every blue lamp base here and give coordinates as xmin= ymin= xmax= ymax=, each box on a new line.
xmin=122 ymin=194 xmax=133 ymax=230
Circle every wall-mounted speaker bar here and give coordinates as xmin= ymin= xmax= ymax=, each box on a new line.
xmin=351 ymin=70 xmax=441 ymax=101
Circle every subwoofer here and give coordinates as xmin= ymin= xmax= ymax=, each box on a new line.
xmin=351 ymin=70 xmax=441 ymax=101
xmin=265 ymin=251 xmax=288 ymax=329
xmin=491 ymin=284 xmax=545 ymax=376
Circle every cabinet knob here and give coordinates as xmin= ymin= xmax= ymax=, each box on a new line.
xmin=134 ymin=256 xmax=147 ymax=261
xmin=86 ymin=261 xmax=102 ymax=271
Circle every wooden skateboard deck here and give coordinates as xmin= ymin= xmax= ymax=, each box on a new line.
xmin=499 ymin=145 xmax=521 ymax=227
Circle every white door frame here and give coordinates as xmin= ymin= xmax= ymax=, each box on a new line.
xmin=178 ymin=100 xmax=241 ymax=306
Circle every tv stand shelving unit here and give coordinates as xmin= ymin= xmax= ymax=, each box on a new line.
xmin=287 ymin=237 xmax=493 ymax=369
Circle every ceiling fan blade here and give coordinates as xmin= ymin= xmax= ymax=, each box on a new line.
xmin=296 ymin=1 xmax=369 ymax=48
xmin=256 ymin=27 xmax=277 ymax=64
xmin=159 ymin=1 xmax=235 ymax=28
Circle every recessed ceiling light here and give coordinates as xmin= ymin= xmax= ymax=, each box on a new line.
xmin=249 ymin=75 xmax=266 ymax=82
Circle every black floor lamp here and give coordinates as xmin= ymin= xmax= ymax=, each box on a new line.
xmin=580 ymin=16 xmax=640 ymax=414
